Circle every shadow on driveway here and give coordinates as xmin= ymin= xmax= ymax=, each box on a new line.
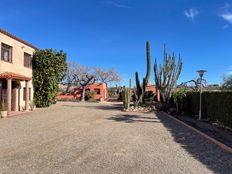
xmin=108 ymin=114 xmax=160 ymax=123
xmin=62 ymin=103 xmax=123 ymax=111
xmin=157 ymin=112 xmax=232 ymax=174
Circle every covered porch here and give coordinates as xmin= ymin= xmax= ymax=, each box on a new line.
xmin=0 ymin=72 xmax=31 ymax=117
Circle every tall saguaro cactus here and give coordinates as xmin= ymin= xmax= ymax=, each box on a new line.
xmin=122 ymin=79 xmax=132 ymax=110
xmin=135 ymin=41 xmax=151 ymax=107
xmin=154 ymin=45 xmax=182 ymax=104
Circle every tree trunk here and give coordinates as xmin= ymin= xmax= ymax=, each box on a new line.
xmin=81 ymin=86 xmax=86 ymax=102
xmin=66 ymin=83 xmax=71 ymax=93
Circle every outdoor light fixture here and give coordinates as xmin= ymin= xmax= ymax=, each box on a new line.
xmin=197 ymin=70 xmax=206 ymax=78
xmin=197 ymin=70 xmax=206 ymax=120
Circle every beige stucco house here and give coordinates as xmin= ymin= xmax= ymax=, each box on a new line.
xmin=0 ymin=29 xmax=36 ymax=116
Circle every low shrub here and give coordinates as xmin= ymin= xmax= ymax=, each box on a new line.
xmin=56 ymin=97 xmax=78 ymax=102
xmin=143 ymin=91 xmax=156 ymax=103
xmin=172 ymin=88 xmax=187 ymax=113
xmin=108 ymin=88 xmax=117 ymax=98
xmin=85 ymin=90 xmax=95 ymax=101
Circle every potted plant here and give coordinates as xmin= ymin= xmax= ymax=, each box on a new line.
xmin=0 ymin=104 xmax=7 ymax=118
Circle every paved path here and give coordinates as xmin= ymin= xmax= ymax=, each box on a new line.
xmin=0 ymin=102 xmax=231 ymax=174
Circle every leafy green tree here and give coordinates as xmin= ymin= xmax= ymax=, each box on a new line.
xmin=222 ymin=75 xmax=232 ymax=90
xmin=32 ymin=49 xmax=67 ymax=107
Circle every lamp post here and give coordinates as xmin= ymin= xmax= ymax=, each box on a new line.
xmin=197 ymin=70 xmax=206 ymax=120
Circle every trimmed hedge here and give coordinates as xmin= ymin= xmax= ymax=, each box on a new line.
xmin=182 ymin=91 xmax=232 ymax=128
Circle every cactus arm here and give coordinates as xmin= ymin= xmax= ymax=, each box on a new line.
xmin=154 ymin=45 xmax=183 ymax=104
xmin=145 ymin=41 xmax=151 ymax=82
xmin=122 ymin=79 xmax=132 ymax=110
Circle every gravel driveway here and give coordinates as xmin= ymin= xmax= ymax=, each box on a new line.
xmin=0 ymin=102 xmax=231 ymax=174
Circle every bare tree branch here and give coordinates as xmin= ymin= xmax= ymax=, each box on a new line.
xmin=64 ymin=62 xmax=97 ymax=101
xmin=63 ymin=61 xmax=79 ymax=93
xmin=95 ymin=67 xmax=121 ymax=85
xmin=178 ymin=78 xmax=207 ymax=91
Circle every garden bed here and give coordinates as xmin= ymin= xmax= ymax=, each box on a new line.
xmin=172 ymin=114 xmax=232 ymax=148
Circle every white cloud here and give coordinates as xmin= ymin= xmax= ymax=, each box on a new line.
xmin=220 ymin=13 xmax=232 ymax=23
xmin=226 ymin=66 xmax=232 ymax=75
xmin=219 ymin=3 xmax=232 ymax=25
xmin=228 ymin=71 xmax=232 ymax=75
xmin=184 ymin=8 xmax=199 ymax=21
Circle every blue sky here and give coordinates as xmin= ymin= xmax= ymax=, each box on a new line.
xmin=1 ymin=0 xmax=232 ymax=86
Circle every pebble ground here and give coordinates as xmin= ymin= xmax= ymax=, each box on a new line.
xmin=0 ymin=102 xmax=231 ymax=174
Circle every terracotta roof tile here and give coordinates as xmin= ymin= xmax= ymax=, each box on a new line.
xmin=0 ymin=72 xmax=31 ymax=81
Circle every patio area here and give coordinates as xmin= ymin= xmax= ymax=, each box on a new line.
xmin=0 ymin=72 xmax=31 ymax=116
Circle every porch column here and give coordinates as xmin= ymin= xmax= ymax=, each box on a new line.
xmin=7 ymin=78 xmax=12 ymax=116
xmin=13 ymin=87 xmax=18 ymax=112
xmin=25 ymin=80 xmax=29 ymax=111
